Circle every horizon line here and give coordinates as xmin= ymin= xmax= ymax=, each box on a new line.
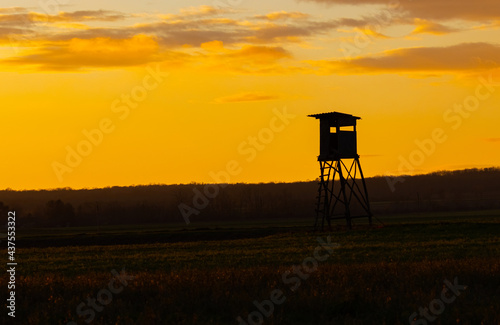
xmin=2 ymin=166 xmax=499 ymax=192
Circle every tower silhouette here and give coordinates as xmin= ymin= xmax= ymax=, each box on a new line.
xmin=309 ymin=112 xmax=372 ymax=231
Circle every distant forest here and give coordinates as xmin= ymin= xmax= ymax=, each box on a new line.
xmin=1 ymin=167 xmax=500 ymax=228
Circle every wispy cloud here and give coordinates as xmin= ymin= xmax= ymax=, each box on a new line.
xmin=161 ymin=5 xmax=237 ymax=20
xmin=3 ymin=35 xmax=164 ymax=71
xmin=198 ymin=43 xmax=294 ymax=75
xmin=300 ymin=0 xmax=500 ymax=21
xmin=0 ymin=10 xmax=126 ymax=26
xmin=2 ymin=31 xmax=292 ymax=73
xmin=307 ymin=42 xmax=500 ymax=75
xmin=0 ymin=7 xmax=26 ymax=14
xmin=410 ymin=19 xmax=460 ymax=35
xmin=255 ymin=11 xmax=309 ymax=21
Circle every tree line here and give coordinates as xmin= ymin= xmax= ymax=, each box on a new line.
xmin=1 ymin=167 xmax=499 ymax=228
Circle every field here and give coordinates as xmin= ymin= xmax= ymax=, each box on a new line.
xmin=3 ymin=210 xmax=500 ymax=324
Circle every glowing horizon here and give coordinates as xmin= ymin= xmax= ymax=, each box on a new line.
xmin=1 ymin=0 xmax=500 ymax=190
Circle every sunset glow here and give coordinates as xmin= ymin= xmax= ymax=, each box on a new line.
xmin=2 ymin=0 xmax=500 ymax=190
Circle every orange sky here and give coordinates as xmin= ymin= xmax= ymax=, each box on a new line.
xmin=1 ymin=0 xmax=500 ymax=190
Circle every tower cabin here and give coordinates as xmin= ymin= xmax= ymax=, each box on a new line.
xmin=308 ymin=111 xmax=360 ymax=161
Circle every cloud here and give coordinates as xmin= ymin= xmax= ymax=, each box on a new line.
xmin=255 ymin=11 xmax=309 ymax=21
xmin=410 ymin=19 xmax=460 ymax=35
xmin=161 ymin=5 xmax=236 ymax=20
xmin=0 ymin=10 xmax=126 ymax=26
xmin=134 ymin=21 xmax=246 ymax=48
xmin=3 ymin=34 xmax=164 ymax=71
xmin=3 ymin=32 xmax=291 ymax=73
xmin=0 ymin=9 xmax=129 ymax=47
xmin=227 ymin=45 xmax=291 ymax=63
xmin=0 ymin=26 xmax=27 ymax=36
xmin=179 ymin=5 xmax=219 ymax=17
xmin=197 ymin=43 xmax=294 ymax=74
xmin=0 ymin=7 xmax=26 ymax=14
xmin=12 ymin=4 xmax=490 ymax=74
xmin=308 ymin=42 xmax=500 ymax=75
xmin=474 ymin=20 xmax=500 ymax=31
xmin=214 ymin=92 xmax=280 ymax=103
xmin=37 ymin=13 xmax=340 ymax=48
xmin=1 ymin=5 xmax=374 ymax=54
xmin=300 ymin=0 xmax=500 ymax=21
xmin=355 ymin=26 xmax=390 ymax=38
xmin=243 ymin=19 xmax=347 ymax=44
xmin=42 ymin=7 xmax=359 ymax=47
xmin=48 ymin=10 xmax=127 ymax=22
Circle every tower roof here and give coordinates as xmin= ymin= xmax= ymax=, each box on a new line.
xmin=308 ymin=111 xmax=360 ymax=120
xmin=308 ymin=111 xmax=360 ymax=127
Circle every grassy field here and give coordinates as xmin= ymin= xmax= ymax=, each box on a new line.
xmin=2 ymin=210 xmax=500 ymax=324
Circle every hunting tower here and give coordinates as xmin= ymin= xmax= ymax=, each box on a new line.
xmin=309 ymin=111 xmax=372 ymax=230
